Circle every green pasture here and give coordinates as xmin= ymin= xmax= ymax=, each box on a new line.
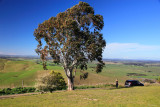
xmin=0 ymin=86 xmax=160 ymax=107
xmin=99 ymin=64 xmax=160 ymax=83
xmin=0 ymin=58 xmax=160 ymax=88
xmin=0 ymin=58 xmax=63 ymax=88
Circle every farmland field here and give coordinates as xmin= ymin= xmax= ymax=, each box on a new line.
xmin=0 ymin=58 xmax=65 ymax=88
xmin=0 ymin=58 xmax=160 ymax=88
xmin=0 ymin=58 xmax=160 ymax=106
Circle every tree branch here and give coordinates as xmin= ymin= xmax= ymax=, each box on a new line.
xmin=75 ymin=18 xmax=81 ymax=28
xmin=71 ymin=59 xmax=77 ymax=68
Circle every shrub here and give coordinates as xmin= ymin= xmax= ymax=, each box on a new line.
xmin=25 ymin=87 xmax=36 ymax=92
xmin=3 ymin=88 xmax=12 ymax=95
xmin=11 ymin=87 xmax=22 ymax=94
xmin=156 ymin=77 xmax=160 ymax=83
xmin=0 ymin=87 xmax=36 ymax=95
xmin=35 ymin=71 xmax=66 ymax=93
xmin=0 ymin=89 xmax=5 ymax=95
xmin=11 ymin=87 xmax=36 ymax=94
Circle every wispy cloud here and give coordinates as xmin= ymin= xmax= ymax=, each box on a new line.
xmin=103 ymin=43 xmax=160 ymax=60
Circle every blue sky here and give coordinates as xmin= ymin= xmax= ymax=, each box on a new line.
xmin=0 ymin=0 xmax=160 ymax=60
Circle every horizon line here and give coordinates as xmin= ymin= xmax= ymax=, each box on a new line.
xmin=0 ymin=54 xmax=160 ymax=61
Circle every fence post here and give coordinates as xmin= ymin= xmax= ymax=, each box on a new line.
xmin=22 ymin=80 xmax=24 ymax=88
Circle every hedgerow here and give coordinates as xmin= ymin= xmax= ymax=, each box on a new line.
xmin=0 ymin=87 xmax=36 ymax=95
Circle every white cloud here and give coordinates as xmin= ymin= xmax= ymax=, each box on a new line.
xmin=103 ymin=43 xmax=160 ymax=60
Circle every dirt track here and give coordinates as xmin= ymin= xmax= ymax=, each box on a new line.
xmin=0 ymin=90 xmax=67 ymax=100
xmin=0 ymin=92 xmax=40 ymax=99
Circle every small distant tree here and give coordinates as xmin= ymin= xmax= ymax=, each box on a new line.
xmin=34 ymin=1 xmax=106 ymax=91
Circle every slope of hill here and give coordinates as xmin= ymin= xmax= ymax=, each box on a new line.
xmin=0 ymin=58 xmax=160 ymax=88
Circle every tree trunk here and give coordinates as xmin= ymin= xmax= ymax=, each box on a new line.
xmin=68 ymin=76 xmax=74 ymax=91
xmin=64 ymin=67 xmax=74 ymax=91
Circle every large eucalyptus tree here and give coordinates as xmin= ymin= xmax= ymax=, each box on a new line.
xmin=34 ymin=1 xmax=106 ymax=91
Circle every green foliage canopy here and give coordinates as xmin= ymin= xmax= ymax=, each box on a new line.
xmin=34 ymin=2 xmax=106 ymax=73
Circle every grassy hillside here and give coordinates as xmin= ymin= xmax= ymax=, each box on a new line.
xmin=0 ymin=58 xmax=160 ymax=88
xmin=0 ymin=86 xmax=160 ymax=107
xmin=0 ymin=58 xmax=59 ymax=88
